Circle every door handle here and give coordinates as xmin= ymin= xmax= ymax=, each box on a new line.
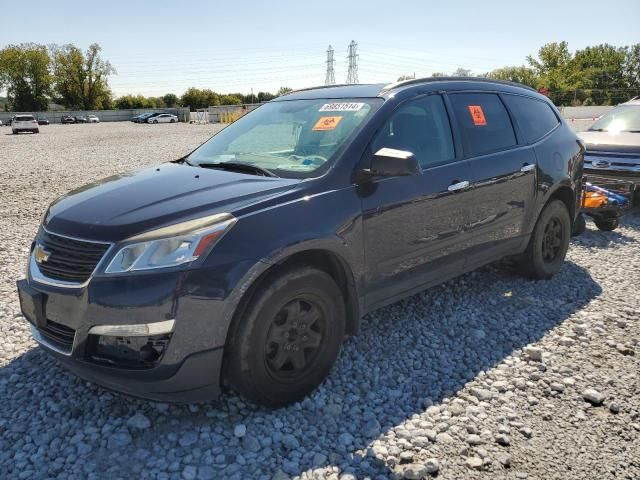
xmin=448 ymin=180 xmax=470 ymax=192
xmin=520 ymin=163 xmax=536 ymax=173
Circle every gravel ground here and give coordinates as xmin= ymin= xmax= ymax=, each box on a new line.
xmin=0 ymin=122 xmax=638 ymax=480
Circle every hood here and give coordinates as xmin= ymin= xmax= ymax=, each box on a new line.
xmin=45 ymin=163 xmax=300 ymax=242
xmin=578 ymin=131 xmax=640 ymax=154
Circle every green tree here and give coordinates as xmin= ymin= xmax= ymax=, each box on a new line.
xmin=527 ymin=41 xmax=575 ymax=105
xmin=276 ymin=87 xmax=293 ymax=97
xmin=0 ymin=43 xmax=51 ymax=111
xmin=570 ymin=44 xmax=626 ymax=105
xmin=488 ymin=66 xmax=539 ymax=88
xmin=114 ymin=94 xmax=159 ymax=109
xmin=256 ymin=91 xmax=275 ymax=102
xmin=162 ymin=93 xmax=179 ymax=107
xmin=220 ymin=94 xmax=242 ymax=105
xmin=452 ymin=67 xmax=473 ymax=77
xmin=51 ymin=43 xmax=115 ymax=110
xmin=623 ymin=43 xmax=640 ymax=88
xmin=180 ymin=88 xmax=220 ymax=109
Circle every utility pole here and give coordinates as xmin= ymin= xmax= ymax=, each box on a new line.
xmin=346 ymin=40 xmax=359 ymax=84
xmin=325 ymin=45 xmax=336 ymax=85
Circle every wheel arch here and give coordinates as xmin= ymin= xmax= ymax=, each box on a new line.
xmin=224 ymin=248 xmax=361 ymax=353
xmin=546 ymin=184 xmax=577 ymax=221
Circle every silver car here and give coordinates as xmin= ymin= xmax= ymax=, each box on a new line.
xmin=578 ymin=98 xmax=640 ymax=191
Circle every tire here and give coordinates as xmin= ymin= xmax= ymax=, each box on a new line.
xmin=170 ymin=119 xmax=176 ymax=123
xmin=34 ymin=129 xmax=39 ymax=134
xmin=153 ymin=120 xmax=158 ymax=124
xmin=572 ymin=214 xmax=586 ymax=236
xmin=224 ymin=266 xmax=346 ymax=407
xmin=594 ymin=216 xmax=619 ymax=231
xmin=518 ymin=200 xmax=571 ymax=280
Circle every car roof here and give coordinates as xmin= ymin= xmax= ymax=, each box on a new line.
xmin=276 ymin=77 xmax=541 ymax=102
xmin=621 ymin=96 xmax=640 ymax=105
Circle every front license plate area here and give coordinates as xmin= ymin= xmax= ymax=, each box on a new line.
xmin=17 ymin=280 xmax=47 ymax=328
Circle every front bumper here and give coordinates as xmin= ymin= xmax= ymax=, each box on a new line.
xmin=16 ymin=258 xmax=238 ymax=402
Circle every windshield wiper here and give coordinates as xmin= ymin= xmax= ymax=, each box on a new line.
xmin=196 ymin=161 xmax=277 ymax=177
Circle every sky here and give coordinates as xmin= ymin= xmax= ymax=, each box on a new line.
xmin=2 ymin=0 xmax=639 ymax=97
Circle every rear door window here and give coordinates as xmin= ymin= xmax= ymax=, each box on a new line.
xmin=15 ymin=116 xmax=34 ymax=122
xmin=449 ymin=93 xmax=516 ymax=156
xmin=372 ymin=95 xmax=455 ymax=169
xmin=503 ymin=94 xmax=559 ymax=143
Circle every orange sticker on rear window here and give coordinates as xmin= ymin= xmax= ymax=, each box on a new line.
xmin=468 ymin=105 xmax=487 ymax=126
xmin=313 ymin=116 xmax=342 ymax=131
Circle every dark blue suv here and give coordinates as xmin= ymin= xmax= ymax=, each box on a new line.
xmin=17 ymin=78 xmax=583 ymax=407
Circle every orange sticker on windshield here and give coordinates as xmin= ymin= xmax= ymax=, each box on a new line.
xmin=313 ymin=116 xmax=342 ymax=131
xmin=468 ymin=105 xmax=487 ymax=126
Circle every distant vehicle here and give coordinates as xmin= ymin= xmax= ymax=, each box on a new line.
xmin=132 ymin=113 xmax=153 ymax=123
xmin=578 ymin=97 xmax=640 ymax=194
xmin=12 ymin=115 xmax=39 ymax=134
xmin=74 ymin=115 xmax=88 ymax=123
xmin=0 ymin=120 xmax=3 ymax=127
xmin=37 ymin=117 xmax=50 ymax=125
xmin=88 ymin=115 xmax=100 ymax=123
xmin=148 ymin=113 xmax=178 ymax=124
xmin=61 ymin=116 xmax=75 ymax=124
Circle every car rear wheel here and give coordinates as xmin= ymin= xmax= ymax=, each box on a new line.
xmin=518 ymin=200 xmax=571 ymax=280
xmin=153 ymin=120 xmax=158 ymax=124
xmin=224 ymin=266 xmax=345 ymax=407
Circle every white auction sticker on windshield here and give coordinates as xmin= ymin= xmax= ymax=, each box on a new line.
xmin=319 ymin=102 xmax=364 ymax=112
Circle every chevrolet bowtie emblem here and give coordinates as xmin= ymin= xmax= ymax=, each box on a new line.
xmin=34 ymin=244 xmax=51 ymax=264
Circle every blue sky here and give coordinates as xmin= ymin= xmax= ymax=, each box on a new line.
xmin=2 ymin=0 xmax=639 ymax=97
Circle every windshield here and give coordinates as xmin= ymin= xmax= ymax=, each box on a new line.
xmin=187 ymin=98 xmax=380 ymax=178
xmin=589 ymin=105 xmax=640 ymax=133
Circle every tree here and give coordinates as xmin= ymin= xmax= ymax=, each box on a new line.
xmin=452 ymin=67 xmax=473 ymax=77
xmin=180 ymin=88 xmax=219 ymax=109
xmin=51 ymin=43 xmax=115 ymax=110
xmin=527 ymin=42 xmax=575 ymax=105
xmin=0 ymin=43 xmax=51 ymax=111
xmin=276 ymin=87 xmax=293 ymax=96
xmin=431 ymin=72 xmax=447 ymax=77
xmin=488 ymin=66 xmax=539 ymax=88
xmin=570 ymin=44 xmax=626 ymax=105
xmin=220 ymin=94 xmax=242 ymax=105
xmin=623 ymin=43 xmax=640 ymax=88
xmin=257 ymin=91 xmax=275 ymax=102
xmin=162 ymin=93 xmax=179 ymax=107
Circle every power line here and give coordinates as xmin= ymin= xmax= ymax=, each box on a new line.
xmin=346 ymin=41 xmax=359 ymax=84
xmin=325 ymin=45 xmax=335 ymax=85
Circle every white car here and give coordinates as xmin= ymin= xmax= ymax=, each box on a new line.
xmin=12 ymin=115 xmax=39 ymax=134
xmin=148 ymin=113 xmax=178 ymax=124
xmin=88 ymin=115 xmax=100 ymax=123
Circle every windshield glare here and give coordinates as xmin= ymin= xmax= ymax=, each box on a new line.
xmin=187 ymin=99 xmax=379 ymax=177
xmin=590 ymin=105 xmax=640 ymax=133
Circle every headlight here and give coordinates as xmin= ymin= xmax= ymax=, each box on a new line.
xmin=104 ymin=213 xmax=236 ymax=274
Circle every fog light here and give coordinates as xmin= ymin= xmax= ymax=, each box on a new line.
xmin=88 ymin=319 xmax=175 ymax=337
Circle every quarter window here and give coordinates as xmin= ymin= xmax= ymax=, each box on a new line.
xmin=450 ymin=93 xmax=516 ymax=156
xmin=371 ymin=95 xmax=455 ymax=168
xmin=503 ymin=94 xmax=559 ymax=143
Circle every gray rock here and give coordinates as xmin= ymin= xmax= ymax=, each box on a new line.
xmin=401 ymin=463 xmax=428 ymax=479
xmin=467 ymin=434 xmax=483 ymax=445
xmin=424 ymin=458 xmax=439 ymax=474
xmin=127 ymin=413 xmax=151 ymax=430
xmin=179 ymin=431 xmax=198 ymax=448
xmin=466 ymin=456 xmax=483 ymax=470
xmin=107 ymin=430 xmax=132 ymax=449
xmin=583 ymin=389 xmax=605 ymax=406
xmin=181 ymin=465 xmax=197 ymax=480
xmin=281 ymin=434 xmax=300 ymax=450
xmin=524 ymin=347 xmax=544 ymax=362
xmin=470 ymin=388 xmax=493 ymax=402
xmin=234 ymin=424 xmax=247 ymax=438
xmin=496 ymin=433 xmax=511 ymax=446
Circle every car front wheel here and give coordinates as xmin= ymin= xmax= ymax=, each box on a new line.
xmin=518 ymin=200 xmax=571 ymax=280
xmin=224 ymin=266 xmax=346 ymax=407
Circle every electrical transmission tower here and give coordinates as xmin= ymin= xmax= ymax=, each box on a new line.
xmin=346 ymin=40 xmax=359 ymax=84
xmin=325 ymin=45 xmax=336 ymax=85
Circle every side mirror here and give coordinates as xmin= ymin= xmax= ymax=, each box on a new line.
xmin=362 ymin=148 xmax=421 ymax=178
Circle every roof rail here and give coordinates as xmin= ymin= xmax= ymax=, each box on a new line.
xmin=382 ymin=76 xmax=537 ymax=93
xmin=279 ymin=83 xmax=377 ymax=97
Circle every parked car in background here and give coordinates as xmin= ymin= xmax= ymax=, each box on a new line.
xmin=0 ymin=120 xmax=3 ymax=127
xmin=61 ymin=116 xmax=75 ymax=124
xmin=88 ymin=115 xmax=100 ymax=123
xmin=132 ymin=113 xmax=153 ymax=123
xmin=17 ymin=78 xmax=583 ymax=407
xmin=148 ymin=113 xmax=178 ymax=123
xmin=37 ymin=117 xmax=50 ymax=125
xmin=12 ymin=115 xmax=39 ymax=134
xmin=74 ymin=115 xmax=88 ymax=123
xmin=578 ymin=97 xmax=640 ymax=195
